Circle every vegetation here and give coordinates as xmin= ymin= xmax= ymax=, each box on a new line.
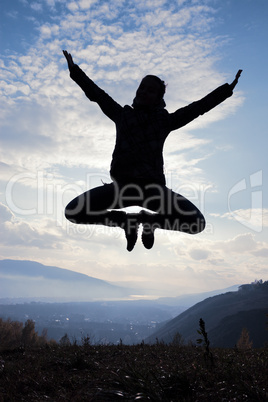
xmin=0 ymin=318 xmax=267 ymax=401
xmin=237 ymin=327 xmax=253 ymax=350
xmin=0 ymin=318 xmax=52 ymax=350
xmin=196 ymin=318 xmax=214 ymax=368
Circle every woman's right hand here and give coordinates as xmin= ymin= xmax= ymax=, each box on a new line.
xmin=230 ymin=69 xmax=242 ymax=90
xmin=63 ymin=50 xmax=75 ymax=70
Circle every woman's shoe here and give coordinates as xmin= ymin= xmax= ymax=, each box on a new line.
xmin=124 ymin=214 xmax=139 ymax=252
xmin=141 ymin=223 xmax=155 ymax=249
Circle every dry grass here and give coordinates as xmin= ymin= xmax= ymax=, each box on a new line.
xmin=0 ymin=342 xmax=267 ymax=401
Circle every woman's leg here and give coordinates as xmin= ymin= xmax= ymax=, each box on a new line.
xmin=141 ymin=184 xmax=205 ymax=233
xmin=65 ymin=182 xmax=140 ymax=251
xmin=139 ymin=184 xmax=206 ymax=248
xmin=64 ymin=182 xmax=205 ymax=250
xmin=65 ymin=183 xmax=120 ymax=225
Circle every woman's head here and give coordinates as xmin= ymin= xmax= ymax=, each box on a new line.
xmin=135 ymin=75 xmax=166 ymax=107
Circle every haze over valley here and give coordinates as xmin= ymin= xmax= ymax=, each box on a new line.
xmin=1 ymin=260 xmax=267 ymax=347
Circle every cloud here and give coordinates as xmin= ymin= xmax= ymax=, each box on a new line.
xmin=211 ymin=233 xmax=266 ymax=257
xmin=39 ymin=24 xmax=59 ymax=39
xmin=252 ymin=248 xmax=268 ymax=258
xmin=1 ymin=199 xmax=266 ymax=294
xmin=67 ymin=2 xmax=79 ymax=12
xmin=0 ymin=202 xmax=65 ymax=250
xmin=30 ymin=2 xmax=43 ymax=12
xmin=0 ymin=203 xmax=15 ymax=223
xmin=221 ymin=208 xmax=268 ymax=231
xmin=1 ymin=0 xmax=244 ymax=175
xmin=172 ymin=232 xmax=268 ymax=268
xmin=219 ymin=233 xmax=257 ymax=254
xmin=189 ymin=248 xmax=210 ymax=260
xmin=78 ymin=0 xmax=98 ymax=10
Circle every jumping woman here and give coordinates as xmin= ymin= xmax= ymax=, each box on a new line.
xmin=63 ymin=50 xmax=242 ymax=251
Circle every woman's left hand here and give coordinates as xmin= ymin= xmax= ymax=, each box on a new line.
xmin=63 ymin=50 xmax=75 ymax=71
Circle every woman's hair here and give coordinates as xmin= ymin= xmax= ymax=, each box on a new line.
xmin=143 ymin=75 xmax=166 ymax=98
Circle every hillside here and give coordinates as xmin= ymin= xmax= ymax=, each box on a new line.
xmin=155 ymin=284 xmax=239 ymax=308
xmin=0 ymin=259 xmax=134 ymax=300
xmin=146 ymin=281 xmax=268 ymax=347
xmin=209 ymin=308 xmax=267 ymax=348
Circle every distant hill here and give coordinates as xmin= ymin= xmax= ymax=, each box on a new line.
xmin=0 ymin=259 xmax=240 ymax=306
xmin=146 ymin=281 xmax=268 ymax=348
xmin=0 ymin=259 xmax=135 ymax=301
xmin=155 ymin=285 xmax=240 ymax=308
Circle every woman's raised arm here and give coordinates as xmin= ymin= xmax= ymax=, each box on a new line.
xmin=63 ymin=50 xmax=75 ymax=71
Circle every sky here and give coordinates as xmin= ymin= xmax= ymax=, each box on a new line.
xmin=0 ymin=0 xmax=267 ymax=298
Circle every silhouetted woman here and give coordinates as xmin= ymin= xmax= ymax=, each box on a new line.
xmin=63 ymin=50 xmax=242 ymax=251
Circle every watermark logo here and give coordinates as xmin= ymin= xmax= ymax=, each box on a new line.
xmin=4 ymin=169 xmax=214 ymax=238
xmin=228 ymin=170 xmax=263 ymax=232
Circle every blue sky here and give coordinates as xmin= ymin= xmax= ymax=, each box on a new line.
xmin=0 ymin=0 xmax=267 ymax=297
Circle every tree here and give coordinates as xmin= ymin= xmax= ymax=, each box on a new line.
xmin=237 ymin=327 xmax=253 ymax=350
xmin=0 ymin=318 xmax=23 ymax=349
xmin=21 ymin=319 xmax=38 ymax=347
xmin=59 ymin=333 xmax=71 ymax=346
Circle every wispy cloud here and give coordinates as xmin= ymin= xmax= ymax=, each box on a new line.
xmin=1 ymin=0 xmax=243 ymax=177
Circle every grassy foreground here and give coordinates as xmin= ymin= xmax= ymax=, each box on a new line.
xmin=0 ymin=343 xmax=267 ymax=401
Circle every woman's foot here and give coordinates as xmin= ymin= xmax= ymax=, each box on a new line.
xmin=141 ymin=223 xmax=155 ymax=249
xmin=124 ymin=214 xmax=140 ymax=252
xmin=107 ymin=211 xmax=139 ymax=251
xmin=139 ymin=210 xmax=156 ymax=250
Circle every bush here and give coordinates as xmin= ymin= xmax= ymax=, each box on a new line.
xmin=236 ymin=327 xmax=253 ymax=350
xmin=0 ymin=318 xmax=50 ymax=350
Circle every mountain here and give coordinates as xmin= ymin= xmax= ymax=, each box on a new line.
xmin=146 ymin=281 xmax=268 ymax=348
xmin=155 ymin=285 xmax=240 ymax=308
xmin=0 ymin=259 xmax=135 ymax=301
xmin=0 ymin=259 xmax=239 ymax=306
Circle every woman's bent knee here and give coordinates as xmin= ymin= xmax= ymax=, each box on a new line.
xmin=198 ymin=216 xmax=206 ymax=233
xmin=64 ymin=197 xmax=83 ymax=223
xmin=178 ymin=214 xmax=206 ymax=234
xmin=65 ymin=204 xmax=77 ymax=223
xmin=189 ymin=215 xmax=206 ymax=234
